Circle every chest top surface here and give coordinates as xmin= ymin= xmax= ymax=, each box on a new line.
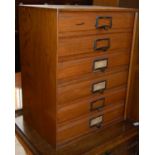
xmin=19 ymin=4 xmax=137 ymax=12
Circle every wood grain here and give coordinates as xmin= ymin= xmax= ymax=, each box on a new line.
xmin=19 ymin=7 xmax=58 ymax=147
xmin=125 ymin=12 xmax=139 ymax=121
xmin=58 ymin=32 xmax=133 ymax=57
xmin=57 ymin=87 xmax=127 ymax=123
xmin=58 ymin=51 xmax=130 ymax=80
xmin=58 ymin=70 xmax=128 ymax=104
xmin=58 ymin=11 xmax=134 ymax=33
xmin=57 ymin=102 xmax=124 ymax=144
xmin=19 ymin=5 xmax=137 ymax=11
xmin=15 ymin=112 xmax=138 ymax=155
xmin=19 ymin=5 xmax=137 ymax=147
xmin=15 ymin=73 xmax=138 ymax=154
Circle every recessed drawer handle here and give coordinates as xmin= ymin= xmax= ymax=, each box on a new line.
xmin=94 ymin=38 xmax=110 ymax=52
xmin=93 ymin=58 xmax=108 ymax=72
xmin=92 ymin=81 xmax=106 ymax=94
xmin=95 ymin=16 xmax=112 ymax=30
xmin=90 ymin=98 xmax=105 ymax=111
xmin=89 ymin=115 xmax=103 ymax=128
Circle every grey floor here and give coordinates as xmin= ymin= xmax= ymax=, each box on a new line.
xmin=15 ymin=137 xmax=26 ymax=155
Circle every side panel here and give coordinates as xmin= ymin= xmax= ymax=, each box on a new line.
xmin=19 ymin=7 xmax=58 ymax=146
xmin=125 ymin=12 xmax=139 ymax=121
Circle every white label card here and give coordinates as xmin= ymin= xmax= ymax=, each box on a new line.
xmin=94 ymin=59 xmax=108 ymax=70
xmin=90 ymin=116 xmax=103 ymax=127
xmin=93 ymin=81 xmax=106 ymax=92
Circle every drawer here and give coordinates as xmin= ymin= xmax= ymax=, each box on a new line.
xmin=57 ymin=87 xmax=126 ymax=123
xmin=58 ymin=51 xmax=130 ymax=80
xmin=58 ymin=70 xmax=128 ymax=104
xmin=58 ymin=32 xmax=132 ymax=57
xmin=58 ymin=12 xmax=135 ymax=33
xmin=57 ymin=102 xmax=124 ymax=144
xmin=99 ymin=137 xmax=138 ymax=155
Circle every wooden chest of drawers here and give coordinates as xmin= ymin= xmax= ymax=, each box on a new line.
xmin=19 ymin=5 xmax=137 ymax=148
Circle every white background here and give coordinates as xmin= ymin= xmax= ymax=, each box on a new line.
xmin=0 ymin=0 xmax=155 ymax=154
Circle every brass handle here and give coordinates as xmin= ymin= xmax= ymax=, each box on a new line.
xmin=95 ymin=16 xmax=112 ymax=30
xmin=94 ymin=38 xmax=110 ymax=52
xmin=90 ymin=98 xmax=105 ymax=112
xmin=92 ymin=81 xmax=106 ymax=94
xmin=93 ymin=58 xmax=108 ymax=72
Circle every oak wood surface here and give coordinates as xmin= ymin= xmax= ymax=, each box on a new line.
xmin=19 ymin=4 xmax=137 ymax=11
xmin=125 ymin=12 xmax=139 ymax=121
xmin=16 ymin=113 xmax=138 ymax=155
xmin=58 ymin=51 xmax=130 ymax=80
xmin=58 ymin=11 xmax=134 ymax=33
xmin=58 ymin=32 xmax=133 ymax=57
xmin=58 ymin=70 xmax=128 ymax=104
xmin=57 ymin=87 xmax=126 ymax=123
xmin=19 ymin=7 xmax=58 ymax=147
xmin=57 ymin=102 xmax=124 ymax=144
xmin=15 ymin=73 xmax=138 ymax=154
xmin=19 ymin=5 xmax=137 ymax=147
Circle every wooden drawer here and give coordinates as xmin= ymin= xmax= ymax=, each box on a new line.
xmin=58 ymin=12 xmax=135 ymax=33
xmin=58 ymin=87 xmax=126 ymax=123
xmin=57 ymin=102 xmax=124 ymax=144
xmin=58 ymin=51 xmax=130 ymax=80
xmin=58 ymin=32 xmax=132 ymax=57
xmin=58 ymin=70 xmax=128 ymax=104
xmin=99 ymin=137 xmax=138 ymax=155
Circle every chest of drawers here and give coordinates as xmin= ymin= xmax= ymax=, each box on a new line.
xmin=19 ymin=5 xmax=137 ymax=148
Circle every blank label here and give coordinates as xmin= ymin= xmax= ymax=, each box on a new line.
xmin=93 ymin=81 xmax=106 ymax=92
xmin=94 ymin=59 xmax=108 ymax=70
xmin=90 ymin=115 xmax=103 ymax=127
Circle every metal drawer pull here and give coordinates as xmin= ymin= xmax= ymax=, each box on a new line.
xmin=95 ymin=16 xmax=112 ymax=30
xmin=92 ymin=81 xmax=106 ymax=93
xmin=89 ymin=115 xmax=103 ymax=128
xmin=90 ymin=98 xmax=105 ymax=111
xmin=94 ymin=38 xmax=110 ymax=52
xmin=93 ymin=58 xmax=108 ymax=72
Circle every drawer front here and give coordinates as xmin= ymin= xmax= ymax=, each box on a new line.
xmin=58 ymin=70 xmax=128 ymax=104
xmin=58 ymin=88 xmax=126 ymax=123
xmin=58 ymin=51 xmax=130 ymax=80
xmin=58 ymin=12 xmax=134 ymax=33
xmin=57 ymin=103 xmax=124 ymax=144
xmin=99 ymin=137 xmax=138 ymax=155
xmin=58 ymin=32 xmax=132 ymax=57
